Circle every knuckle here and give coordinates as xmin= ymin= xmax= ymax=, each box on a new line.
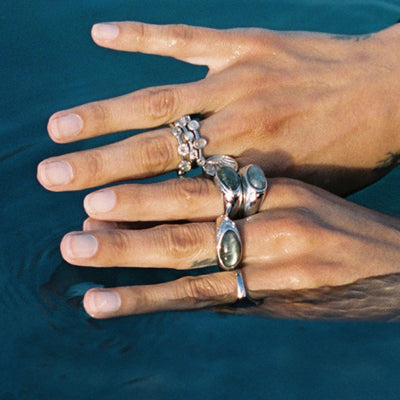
xmin=181 ymin=276 xmax=225 ymax=303
xmin=170 ymin=178 xmax=214 ymax=210
xmin=283 ymin=179 xmax=314 ymax=203
xmin=138 ymin=134 xmax=176 ymax=173
xmin=271 ymin=213 xmax=306 ymax=238
xmin=108 ymin=230 xmax=131 ymax=258
xmin=141 ymin=88 xmax=180 ymax=121
xmin=165 ymin=24 xmax=195 ymax=48
xmin=263 ymin=208 xmax=321 ymax=254
xmin=158 ymin=224 xmax=205 ymax=264
xmin=84 ymin=150 xmax=106 ymax=184
xmin=286 ymin=264 xmax=321 ymax=289
xmin=135 ymin=22 xmax=147 ymax=40
xmin=290 ymin=263 xmax=336 ymax=289
xmin=85 ymin=101 xmax=113 ymax=130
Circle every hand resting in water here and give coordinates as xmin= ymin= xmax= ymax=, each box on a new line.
xmin=37 ymin=22 xmax=400 ymax=320
xmin=62 ymin=177 xmax=400 ymax=320
xmin=37 ymin=21 xmax=400 ymax=195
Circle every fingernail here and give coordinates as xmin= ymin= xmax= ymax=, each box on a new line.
xmin=64 ymin=233 xmax=98 ymax=258
xmin=84 ymin=289 xmax=121 ymax=315
xmin=49 ymin=113 xmax=83 ymax=140
xmin=92 ymin=23 xmax=120 ymax=40
xmin=39 ymin=160 xmax=74 ymax=186
xmin=85 ymin=190 xmax=117 ymax=213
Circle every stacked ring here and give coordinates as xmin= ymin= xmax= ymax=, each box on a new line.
xmin=171 ymin=116 xmax=267 ymax=286
xmin=171 ymin=115 xmax=207 ymax=176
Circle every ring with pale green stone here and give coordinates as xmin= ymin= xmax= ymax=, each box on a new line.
xmin=240 ymin=164 xmax=268 ymax=217
xmin=213 ymin=166 xmax=243 ymax=218
xmin=216 ymin=215 xmax=242 ymax=271
xmin=171 ymin=115 xmax=207 ymax=176
xmin=236 ymin=271 xmax=247 ymax=299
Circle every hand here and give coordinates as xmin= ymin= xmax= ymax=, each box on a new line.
xmin=37 ymin=22 xmax=400 ymax=195
xmin=57 ymin=177 xmax=400 ymax=319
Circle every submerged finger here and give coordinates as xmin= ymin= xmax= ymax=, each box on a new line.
xmin=61 ymin=223 xmax=216 ymax=269
xmin=83 ymin=271 xmax=238 ymax=318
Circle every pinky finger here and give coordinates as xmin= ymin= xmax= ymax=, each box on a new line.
xmin=83 ymin=271 xmax=238 ymax=318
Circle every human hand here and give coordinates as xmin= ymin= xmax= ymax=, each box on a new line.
xmin=57 ymin=177 xmax=400 ymax=319
xmin=37 ymin=22 xmax=400 ymax=195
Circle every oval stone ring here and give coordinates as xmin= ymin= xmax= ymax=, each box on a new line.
xmin=213 ymin=166 xmax=243 ymax=219
xmin=240 ymin=164 xmax=268 ymax=217
xmin=215 ymin=215 xmax=242 ymax=271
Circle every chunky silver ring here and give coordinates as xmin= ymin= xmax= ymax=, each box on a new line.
xmin=235 ymin=271 xmax=247 ymax=299
xmin=213 ymin=166 xmax=243 ymax=218
xmin=216 ymin=215 xmax=242 ymax=271
xmin=240 ymin=164 xmax=268 ymax=217
xmin=202 ymin=155 xmax=238 ymax=178
xmin=171 ymin=115 xmax=207 ymax=176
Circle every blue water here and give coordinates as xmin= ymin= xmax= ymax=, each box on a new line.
xmin=2 ymin=0 xmax=400 ymax=399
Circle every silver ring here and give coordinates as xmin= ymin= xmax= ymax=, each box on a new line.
xmin=216 ymin=215 xmax=242 ymax=271
xmin=236 ymin=271 xmax=247 ymax=299
xmin=171 ymin=115 xmax=207 ymax=176
xmin=213 ymin=166 xmax=242 ymax=218
xmin=202 ymin=155 xmax=238 ymax=178
xmin=240 ymin=164 xmax=268 ymax=217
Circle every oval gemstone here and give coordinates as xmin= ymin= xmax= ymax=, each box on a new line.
xmin=217 ymin=166 xmax=240 ymax=191
xmin=184 ymin=130 xmax=194 ymax=141
xmin=179 ymin=161 xmax=191 ymax=172
xmin=172 ymin=126 xmax=181 ymax=137
xmin=178 ymin=143 xmax=189 ymax=155
xmin=194 ymin=138 xmax=207 ymax=149
xmin=247 ymin=165 xmax=267 ymax=190
xmin=188 ymin=119 xmax=200 ymax=130
xmin=220 ymin=229 xmax=241 ymax=269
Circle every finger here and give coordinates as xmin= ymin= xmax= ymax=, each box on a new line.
xmin=47 ymin=81 xmax=216 ymax=143
xmin=91 ymin=22 xmax=246 ymax=71
xmin=37 ymin=128 xmax=179 ymax=191
xmin=63 ymin=202 xmax=313 ymax=269
xmin=82 ymin=218 xmax=173 ymax=231
xmin=82 ymin=177 xmax=313 ymax=223
xmin=84 ymin=178 xmax=223 ymax=222
xmin=83 ymin=271 xmax=238 ymax=318
xmin=39 ymin=108 xmax=241 ymax=191
xmin=46 ymin=63 xmax=255 ymax=143
xmin=60 ymin=223 xmax=216 ymax=269
xmin=83 ymin=218 xmax=119 ymax=231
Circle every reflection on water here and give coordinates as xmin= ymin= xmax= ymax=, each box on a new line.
xmin=3 ymin=0 xmax=400 ymax=399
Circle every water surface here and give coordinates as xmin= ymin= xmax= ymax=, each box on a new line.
xmin=2 ymin=1 xmax=400 ymax=399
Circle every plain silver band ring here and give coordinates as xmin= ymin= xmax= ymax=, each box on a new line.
xmin=236 ymin=271 xmax=247 ymax=299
